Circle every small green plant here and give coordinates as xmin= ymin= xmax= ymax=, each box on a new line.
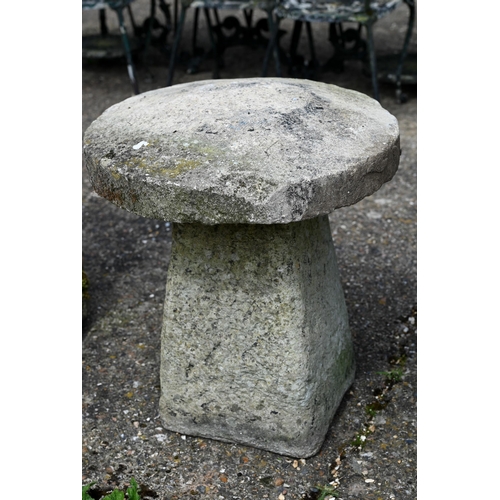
xmin=378 ymin=368 xmax=404 ymax=382
xmin=82 ymin=478 xmax=140 ymax=500
xmin=82 ymin=483 xmax=94 ymax=500
xmin=365 ymin=405 xmax=377 ymax=418
xmin=314 ymin=484 xmax=339 ymax=499
xmin=127 ymin=479 xmax=141 ymax=500
xmin=351 ymin=432 xmax=367 ymax=449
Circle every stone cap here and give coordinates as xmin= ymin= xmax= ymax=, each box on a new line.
xmin=84 ymin=78 xmax=400 ymax=224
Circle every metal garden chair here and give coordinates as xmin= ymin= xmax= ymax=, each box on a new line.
xmin=264 ymin=0 xmax=416 ymax=102
xmin=166 ymin=0 xmax=280 ymax=86
xmin=83 ymin=0 xmax=141 ymax=94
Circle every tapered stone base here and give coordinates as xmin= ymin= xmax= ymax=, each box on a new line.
xmin=159 ymin=215 xmax=355 ymax=457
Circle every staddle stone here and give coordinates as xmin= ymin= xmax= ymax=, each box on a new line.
xmin=84 ymin=78 xmax=400 ymax=457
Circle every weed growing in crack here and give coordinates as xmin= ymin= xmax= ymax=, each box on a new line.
xmin=82 ymin=478 xmax=140 ymax=500
xmin=377 ymin=367 xmax=404 ymax=383
xmin=302 ymin=484 xmax=340 ymax=499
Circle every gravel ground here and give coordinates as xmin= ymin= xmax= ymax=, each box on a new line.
xmin=82 ymin=2 xmax=417 ymax=498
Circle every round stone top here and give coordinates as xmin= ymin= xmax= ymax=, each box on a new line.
xmin=84 ymin=78 xmax=400 ymax=224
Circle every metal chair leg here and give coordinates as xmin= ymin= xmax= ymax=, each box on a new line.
xmin=142 ymin=0 xmax=156 ymax=61
xmin=305 ymin=20 xmax=320 ymax=77
xmin=192 ymin=7 xmax=200 ymax=53
xmin=167 ymin=4 xmax=187 ymax=86
xmin=203 ymin=8 xmax=220 ymax=79
xmin=288 ymin=20 xmax=304 ymax=76
xmin=243 ymin=8 xmax=253 ymax=31
xmin=126 ymin=3 xmax=140 ymax=37
xmin=262 ymin=12 xmax=281 ymax=76
xmin=115 ymin=7 xmax=140 ymax=94
xmin=272 ymin=16 xmax=282 ymax=76
xmin=364 ymin=20 xmax=379 ymax=101
xmin=99 ymin=8 xmax=109 ymax=36
xmin=289 ymin=20 xmax=302 ymax=61
xmin=395 ymin=0 xmax=415 ymax=103
xmin=174 ymin=0 xmax=179 ymax=34
xmin=305 ymin=21 xmax=317 ymax=63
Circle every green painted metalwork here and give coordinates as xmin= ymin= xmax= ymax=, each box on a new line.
xmin=82 ymin=0 xmax=140 ymax=94
xmin=264 ymin=0 xmax=416 ymax=102
xmin=83 ymin=0 xmax=175 ymax=93
xmin=273 ymin=0 xmax=401 ymax=23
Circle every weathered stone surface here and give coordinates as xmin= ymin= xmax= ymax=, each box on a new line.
xmin=84 ymin=78 xmax=400 ymax=224
xmin=159 ymin=215 xmax=355 ymax=457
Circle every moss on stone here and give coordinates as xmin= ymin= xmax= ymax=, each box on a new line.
xmin=168 ymin=158 xmax=203 ymax=178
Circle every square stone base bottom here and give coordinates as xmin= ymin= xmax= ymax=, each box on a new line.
xmin=159 ymin=215 xmax=355 ymax=457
